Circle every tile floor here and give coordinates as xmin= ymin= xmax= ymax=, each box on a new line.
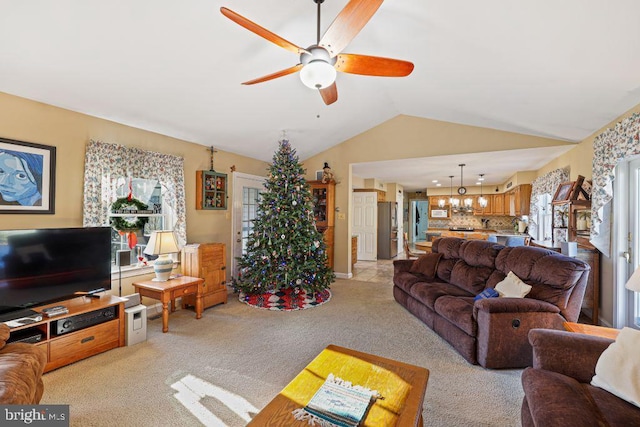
xmin=351 ymin=245 xmax=420 ymax=283
xmin=351 ymin=258 xmax=395 ymax=283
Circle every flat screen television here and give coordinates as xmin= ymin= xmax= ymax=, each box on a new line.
xmin=0 ymin=227 xmax=112 ymax=319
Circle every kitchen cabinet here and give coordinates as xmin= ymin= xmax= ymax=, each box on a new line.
xmin=506 ymin=184 xmax=532 ymax=216
xmin=492 ymin=193 xmax=505 ymax=215
xmin=473 ymin=193 xmax=505 ymax=216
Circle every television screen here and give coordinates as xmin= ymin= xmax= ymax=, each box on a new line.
xmin=0 ymin=227 xmax=112 ymax=316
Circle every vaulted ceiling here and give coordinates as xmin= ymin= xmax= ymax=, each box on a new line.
xmin=1 ymin=1 xmax=639 ymax=181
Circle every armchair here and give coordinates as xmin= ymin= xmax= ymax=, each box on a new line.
xmin=0 ymin=324 xmax=48 ymax=404
xmin=521 ymin=329 xmax=640 ymax=426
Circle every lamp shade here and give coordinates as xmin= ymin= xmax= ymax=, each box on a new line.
xmin=625 ymin=266 xmax=640 ymax=292
xmin=143 ymin=231 xmax=180 ymax=282
xmin=300 ymin=60 xmax=336 ymax=89
xmin=144 ymin=231 xmax=179 ymax=256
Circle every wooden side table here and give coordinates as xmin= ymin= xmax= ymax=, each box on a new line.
xmin=563 ymin=322 xmax=620 ymax=340
xmin=132 ymin=275 xmax=204 ymax=333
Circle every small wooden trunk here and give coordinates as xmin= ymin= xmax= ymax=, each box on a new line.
xmin=181 ymin=243 xmax=227 ymax=310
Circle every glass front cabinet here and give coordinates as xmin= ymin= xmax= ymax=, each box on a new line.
xmin=309 ymin=180 xmax=335 ymax=269
xmin=196 ymin=171 xmax=228 ymax=210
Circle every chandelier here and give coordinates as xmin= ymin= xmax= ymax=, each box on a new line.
xmin=436 ymin=166 xmax=487 ymax=213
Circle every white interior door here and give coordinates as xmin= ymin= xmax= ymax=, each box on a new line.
xmin=352 ymin=192 xmax=377 ymax=261
xmin=231 ymin=172 xmax=265 ymax=277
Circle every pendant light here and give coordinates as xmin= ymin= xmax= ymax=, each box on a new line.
xmin=478 ymin=174 xmax=488 ymax=208
xmin=449 ymin=176 xmax=459 ymax=207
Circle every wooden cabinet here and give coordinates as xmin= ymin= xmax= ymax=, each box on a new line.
xmin=473 ymin=194 xmax=490 ymax=215
xmin=506 ymin=184 xmax=532 ymax=216
xmin=492 ymin=193 xmax=505 ymax=215
xmin=472 ymin=193 xmax=505 ymax=216
xmin=6 ymin=295 xmax=125 ymax=373
xmin=196 ymin=170 xmax=227 ymax=210
xmin=181 ymin=243 xmax=227 ymax=310
xmin=552 ymin=200 xmax=592 ymax=246
xmin=531 ymin=238 xmax=600 ymax=325
xmin=309 ymin=180 xmax=335 ymax=269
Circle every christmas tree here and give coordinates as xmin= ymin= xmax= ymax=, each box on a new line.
xmin=232 ymin=138 xmax=335 ymax=295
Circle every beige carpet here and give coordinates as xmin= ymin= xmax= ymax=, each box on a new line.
xmin=41 ymin=279 xmax=524 ymax=426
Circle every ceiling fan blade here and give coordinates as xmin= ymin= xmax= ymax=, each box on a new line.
xmin=220 ymin=7 xmax=309 ymax=55
xmin=242 ymin=64 xmax=304 ymax=85
xmin=319 ymin=0 xmax=384 ymax=57
xmin=319 ymin=83 xmax=338 ymax=105
xmin=335 ymin=53 xmax=414 ymax=77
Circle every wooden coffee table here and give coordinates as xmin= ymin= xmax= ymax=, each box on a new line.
xmin=248 ymin=344 xmax=429 ymax=426
xmin=132 ymin=275 xmax=204 ymax=333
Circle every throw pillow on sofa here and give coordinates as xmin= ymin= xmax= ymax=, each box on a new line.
xmin=409 ymin=253 xmax=443 ymax=280
xmin=591 ymin=327 xmax=640 ymax=408
xmin=495 ymin=271 xmax=532 ymax=298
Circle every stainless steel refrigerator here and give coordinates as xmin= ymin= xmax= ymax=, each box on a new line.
xmin=377 ymin=202 xmax=398 ymax=259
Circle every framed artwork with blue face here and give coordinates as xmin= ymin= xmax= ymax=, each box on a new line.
xmin=0 ymin=137 xmax=56 ymax=214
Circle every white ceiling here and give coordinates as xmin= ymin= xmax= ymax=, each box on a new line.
xmin=1 ymin=1 xmax=639 ymax=189
xmin=352 ymin=145 xmax=575 ymax=191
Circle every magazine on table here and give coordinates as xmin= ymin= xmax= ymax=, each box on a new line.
xmin=292 ymin=374 xmax=381 ymax=427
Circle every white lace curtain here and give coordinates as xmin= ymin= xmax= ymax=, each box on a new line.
xmin=528 ymin=167 xmax=570 ymax=239
xmin=82 ymin=140 xmax=187 ymax=245
xmin=591 ymin=112 xmax=640 ymax=255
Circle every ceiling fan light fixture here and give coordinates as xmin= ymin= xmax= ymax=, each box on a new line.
xmin=300 ymin=59 xmax=336 ymax=89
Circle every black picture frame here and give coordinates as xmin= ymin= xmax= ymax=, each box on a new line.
xmin=0 ymin=137 xmax=56 ymax=214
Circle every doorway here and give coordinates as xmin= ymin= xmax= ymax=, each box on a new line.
xmin=231 ymin=172 xmax=265 ymax=278
xmin=614 ymin=157 xmax=640 ymax=329
xmin=352 ymin=191 xmax=377 ymax=261
xmin=410 ymin=200 xmax=429 ymax=242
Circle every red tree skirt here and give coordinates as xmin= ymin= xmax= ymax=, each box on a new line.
xmin=239 ymin=288 xmax=331 ymax=311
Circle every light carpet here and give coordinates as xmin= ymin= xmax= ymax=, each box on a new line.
xmin=41 ymin=279 xmax=524 ymax=426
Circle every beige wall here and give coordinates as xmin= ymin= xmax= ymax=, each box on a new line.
xmin=6 ymin=88 xmax=639 ymax=322
xmin=303 ymin=114 xmax=574 ymax=275
xmin=0 ymin=92 xmax=268 ymax=294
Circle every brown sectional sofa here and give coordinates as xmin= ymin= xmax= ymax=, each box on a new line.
xmin=0 ymin=324 xmax=47 ymax=404
xmin=522 ymin=329 xmax=640 ymax=426
xmin=393 ymin=237 xmax=591 ymax=368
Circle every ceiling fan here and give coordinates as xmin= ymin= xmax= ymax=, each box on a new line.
xmin=220 ymin=0 xmax=414 ymax=105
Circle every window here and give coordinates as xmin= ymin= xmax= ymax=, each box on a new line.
xmin=535 ymin=193 xmax=552 ymax=242
xmin=241 ymin=187 xmax=261 ymax=254
xmin=110 ymin=178 xmax=176 ymax=268
xmin=82 ymin=140 xmax=186 ymax=272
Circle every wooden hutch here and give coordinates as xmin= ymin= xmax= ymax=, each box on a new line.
xmin=309 ymin=180 xmax=335 ymax=269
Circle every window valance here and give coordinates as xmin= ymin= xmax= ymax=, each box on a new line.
xmin=591 ymin=112 xmax=640 ymax=254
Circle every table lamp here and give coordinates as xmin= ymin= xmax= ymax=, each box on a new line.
xmin=143 ymin=231 xmax=180 ymax=281
xmin=625 ymin=266 xmax=640 ymax=292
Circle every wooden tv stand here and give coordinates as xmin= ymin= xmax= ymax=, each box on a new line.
xmin=6 ymin=295 xmax=125 ymax=373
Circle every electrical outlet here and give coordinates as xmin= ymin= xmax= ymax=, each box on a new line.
xmin=337 ymin=213 xmax=346 ymax=220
